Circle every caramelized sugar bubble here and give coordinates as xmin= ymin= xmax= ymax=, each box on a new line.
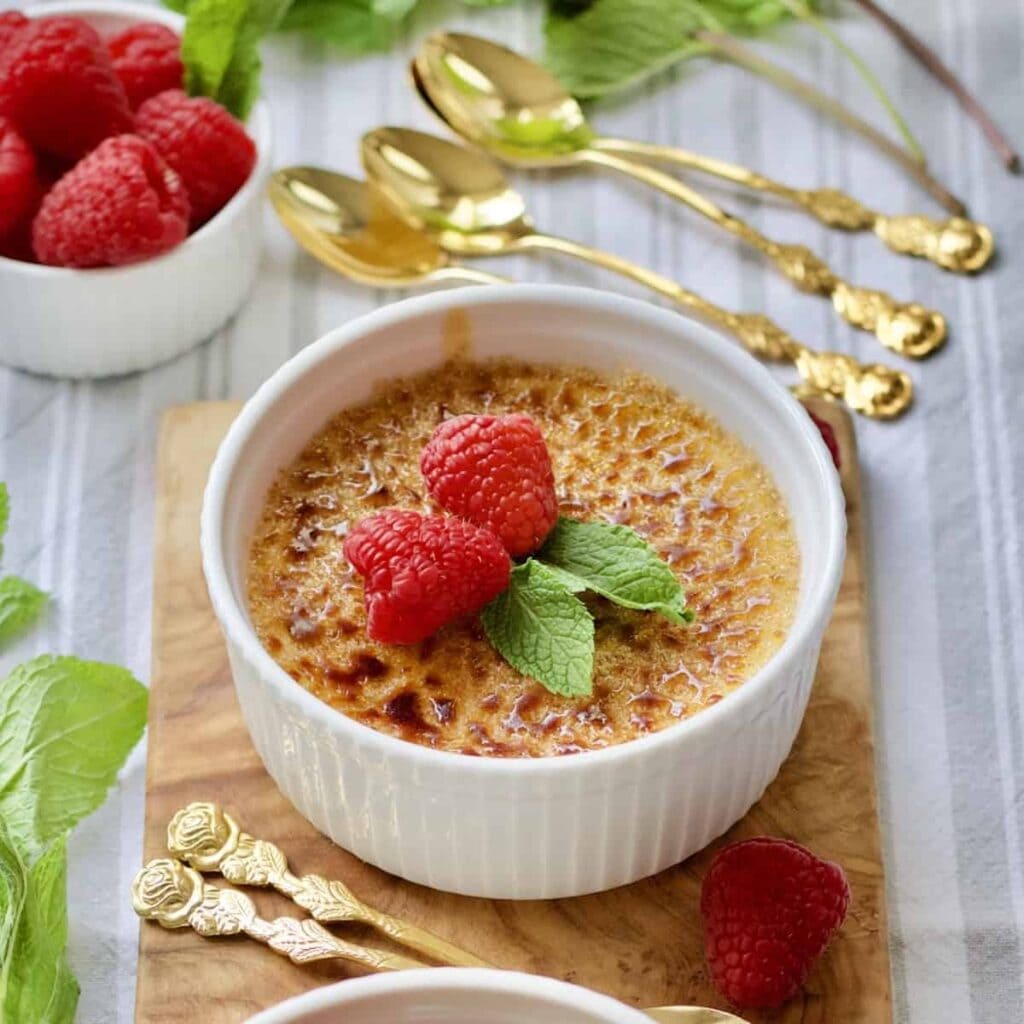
xmin=247 ymin=360 xmax=799 ymax=757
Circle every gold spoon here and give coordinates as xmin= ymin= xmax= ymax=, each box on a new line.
xmin=165 ymin=802 xmax=492 ymax=968
xmin=360 ymin=127 xmax=912 ymax=420
xmin=131 ymin=859 xmax=426 ymax=972
xmin=269 ymin=166 xmax=508 ymax=288
xmin=412 ymin=33 xmax=993 ymax=278
xmin=410 ymin=35 xmax=952 ymax=359
xmin=644 ymin=1011 xmax=748 ymax=1023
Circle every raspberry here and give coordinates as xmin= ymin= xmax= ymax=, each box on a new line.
xmin=807 ymin=409 xmax=841 ymax=470
xmin=0 ymin=11 xmax=27 ymax=56
xmin=700 ymin=837 xmax=850 ymax=1009
xmin=32 ymin=135 xmax=189 ymax=268
xmin=0 ymin=116 xmax=41 ymax=246
xmin=135 ymin=89 xmax=256 ymax=228
xmin=420 ymin=414 xmax=558 ymax=558
xmin=107 ymin=22 xmax=183 ymax=110
xmin=344 ymin=510 xmax=511 ymax=645
xmin=0 ymin=16 xmax=132 ymax=161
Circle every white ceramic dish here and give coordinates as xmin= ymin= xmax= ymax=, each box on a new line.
xmin=245 ymin=969 xmax=651 ymax=1024
xmin=0 ymin=1 xmax=271 ymax=378
xmin=202 ymin=285 xmax=845 ymax=900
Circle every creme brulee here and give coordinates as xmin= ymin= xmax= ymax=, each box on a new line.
xmin=247 ymin=359 xmax=799 ymax=757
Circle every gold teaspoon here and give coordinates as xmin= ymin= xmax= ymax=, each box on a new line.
xmin=411 ymin=36 xmax=951 ymax=359
xmin=269 ymin=167 xmax=509 ymax=288
xmin=165 ymin=802 xmax=492 ymax=969
xmin=644 ymin=1010 xmax=749 ymax=1023
xmin=361 ymin=128 xmax=912 ymax=420
xmin=131 ymin=859 xmax=426 ymax=972
xmin=413 ymin=33 xmax=993 ymax=279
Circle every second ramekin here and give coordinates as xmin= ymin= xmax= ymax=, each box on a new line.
xmin=201 ymin=285 xmax=846 ymax=899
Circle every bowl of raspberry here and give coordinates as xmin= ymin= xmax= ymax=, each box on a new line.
xmin=201 ymin=285 xmax=845 ymax=900
xmin=0 ymin=1 xmax=271 ymax=377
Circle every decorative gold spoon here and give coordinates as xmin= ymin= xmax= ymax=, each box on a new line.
xmin=165 ymin=802 xmax=492 ymax=969
xmin=269 ymin=167 xmax=508 ymax=288
xmin=412 ymin=33 xmax=993 ymax=280
xmin=360 ymin=128 xmax=911 ymax=420
xmin=131 ymin=859 xmax=426 ymax=972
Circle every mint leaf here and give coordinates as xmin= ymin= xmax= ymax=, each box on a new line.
xmin=0 ymin=656 xmax=147 ymax=863
xmin=482 ymin=560 xmax=594 ymax=698
xmin=0 ymin=483 xmax=9 ymax=563
xmin=0 ymin=819 xmax=26 ymax=974
xmin=182 ymin=0 xmax=290 ymax=118
xmin=1 ymin=835 xmax=78 ymax=1024
xmin=540 ymin=517 xmax=693 ymax=625
xmin=0 ymin=578 xmax=48 ymax=650
xmin=544 ymin=0 xmax=713 ymax=99
xmin=279 ymin=0 xmax=397 ymax=51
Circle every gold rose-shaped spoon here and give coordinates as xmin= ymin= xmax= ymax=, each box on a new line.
xmin=131 ymin=859 xmax=425 ymax=972
xmin=166 ymin=802 xmax=492 ymax=969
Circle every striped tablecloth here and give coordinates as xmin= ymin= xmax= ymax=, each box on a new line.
xmin=1 ymin=1 xmax=1021 ymax=1019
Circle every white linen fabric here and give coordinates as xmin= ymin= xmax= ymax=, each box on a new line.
xmin=1 ymin=0 xmax=1021 ymax=1020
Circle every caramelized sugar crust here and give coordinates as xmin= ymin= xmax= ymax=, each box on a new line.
xmin=247 ymin=360 xmax=799 ymax=757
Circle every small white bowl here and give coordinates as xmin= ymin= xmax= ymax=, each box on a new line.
xmin=244 ymin=969 xmax=652 ymax=1024
xmin=0 ymin=1 xmax=271 ymax=378
xmin=202 ymin=285 xmax=845 ymax=899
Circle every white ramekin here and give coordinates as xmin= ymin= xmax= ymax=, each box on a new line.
xmin=0 ymin=1 xmax=271 ymax=378
xmin=202 ymin=285 xmax=846 ymax=900
xmin=245 ymin=969 xmax=651 ymax=1024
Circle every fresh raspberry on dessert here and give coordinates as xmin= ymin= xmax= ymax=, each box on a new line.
xmin=32 ymin=134 xmax=189 ymax=268
xmin=420 ymin=413 xmax=559 ymax=557
xmin=0 ymin=16 xmax=132 ymax=161
xmin=0 ymin=11 xmax=27 ymax=55
xmin=700 ymin=837 xmax=850 ymax=1009
xmin=107 ymin=22 xmax=183 ymax=110
xmin=807 ymin=409 xmax=841 ymax=470
xmin=344 ymin=509 xmax=511 ymax=645
xmin=135 ymin=89 xmax=256 ymax=228
xmin=0 ymin=116 xmax=41 ymax=245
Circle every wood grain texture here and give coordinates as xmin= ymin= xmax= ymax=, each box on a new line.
xmin=136 ymin=399 xmax=891 ymax=1024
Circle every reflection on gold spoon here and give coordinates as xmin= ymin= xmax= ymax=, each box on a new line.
xmin=269 ymin=166 xmax=508 ymax=288
xmin=361 ymin=127 xmax=912 ymax=420
xmin=411 ymin=32 xmax=992 ymax=278
xmin=408 ymin=33 xmax=952 ymax=359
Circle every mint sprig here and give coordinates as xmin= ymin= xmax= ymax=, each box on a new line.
xmin=540 ymin=517 xmax=694 ymax=625
xmin=482 ymin=560 xmax=594 ymax=698
xmin=481 ymin=518 xmax=692 ymax=698
xmin=0 ymin=484 xmax=48 ymax=650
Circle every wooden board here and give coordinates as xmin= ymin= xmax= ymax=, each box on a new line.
xmin=136 ymin=399 xmax=891 ymax=1024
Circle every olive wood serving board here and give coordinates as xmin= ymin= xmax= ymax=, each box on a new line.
xmin=136 ymin=398 xmax=891 ymax=1023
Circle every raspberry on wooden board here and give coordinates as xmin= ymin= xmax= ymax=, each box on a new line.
xmin=32 ymin=135 xmax=189 ymax=268
xmin=420 ymin=413 xmax=559 ymax=557
xmin=0 ymin=16 xmax=132 ymax=161
xmin=700 ymin=837 xmax=850 ymax=1009
xmin=343 ymin=510 xmax=511 ymax=645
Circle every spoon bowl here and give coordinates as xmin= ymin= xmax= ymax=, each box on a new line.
xmin=412 ymin=33 xmax=594 ymax=167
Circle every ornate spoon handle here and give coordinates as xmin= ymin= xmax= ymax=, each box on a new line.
xmin=132 ymin=859 xmax=425 ymax=972
xmin=166 ymin=802 xmax=491 ymax=969
xmin=588 ymin=138 xmax=994 ymax=275
xmin=578 ymin=147 xmax=947 ymax=358
xmin=517 ymin=233 xmax=912 ymax=420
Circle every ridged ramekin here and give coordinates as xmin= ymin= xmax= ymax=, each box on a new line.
xmin=202 ymin=285 xmax=845 ymax=899
xmin=245 ymin=969 xmax=652 ymax=1024
xmin=0 ymin=1 xmax=271 ymax=378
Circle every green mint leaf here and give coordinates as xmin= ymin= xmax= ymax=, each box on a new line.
xmin=1 ymin=834 xmax=78 ymax=1024
xmin=371 ymin=0 xmax=418 ymax=20
xmin=544 ymin=0 xmax=712 ymax=99
xmin=0 ymin=819 xmax=26 ymax=975
xmin=540 ymin=517 xmax=693 ymax=625
xmin=0 ymin=483 xmax=9 ymax=563
xmin=161 ymin=0 xmax=193 ymax=12
xmin=0 ymin=578 xmax=48 ymax=650
xmin=182 ymin=0 xmax=290 ymax=119
xmin=482 ymin=559 xmax=594 ymax=698
xmin=0 ymin=656 xmax=147 ymax=864
xmin=279 ymin=0 xmax=397 ymax=51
